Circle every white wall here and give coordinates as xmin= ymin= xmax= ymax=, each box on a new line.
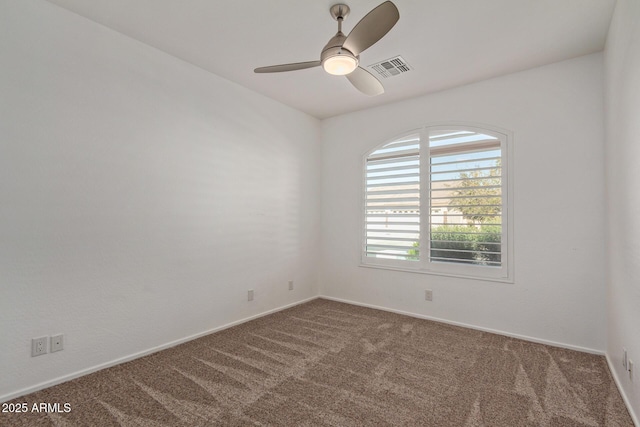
xmin=0 ymin=0 xmax=622 ymax=408
xmin=0 ymin=0 xmax=320 ymax=400
xmin=604 ymin=0 xmax=640 ymax=421
xmin=320 ymin=53 xmax=606 ymax=352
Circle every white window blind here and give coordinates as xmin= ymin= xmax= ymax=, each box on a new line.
xmin=365 ymin=134 xmax=420 ymax=261
xmin=362 ymin=126 xmax=512 ymax=282
xmin=429 ymin=131 xmax=502 ymax=267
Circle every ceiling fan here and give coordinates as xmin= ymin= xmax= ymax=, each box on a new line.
xmin=254 ymin=1 xmax=399 ymax=96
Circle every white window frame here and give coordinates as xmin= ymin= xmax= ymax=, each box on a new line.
xmin=361 ymin=123 xmax=514 ymax=283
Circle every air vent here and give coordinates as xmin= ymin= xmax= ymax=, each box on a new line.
xmin=368 ymin=56 xmax=412 ymax=79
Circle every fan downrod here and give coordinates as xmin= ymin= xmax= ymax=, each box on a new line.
xmin=329 ymin=4 xmax=350 ymax=21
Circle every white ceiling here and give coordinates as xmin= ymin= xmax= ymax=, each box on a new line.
xmin=44 ymin=0 xmax=615 ymax=119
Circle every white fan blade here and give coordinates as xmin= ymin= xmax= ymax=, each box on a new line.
xmin=254 ymin=61 xmax=321 ymax=73
xmin=343 ymin=1 xmax=399 ymax=56
xmin=346 ymin=66 xmax=384 ymax=96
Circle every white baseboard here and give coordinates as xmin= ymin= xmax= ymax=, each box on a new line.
xmin=0 ymin=296 xmax=318 ymax=403
xmin=319 ymin=295 xmax=605 ymax=355
xmin=605 ymin=354 xmax=639 ymax=426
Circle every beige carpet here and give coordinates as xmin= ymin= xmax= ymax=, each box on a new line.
xmin=2 ymin=299 xmax=633 ymax=426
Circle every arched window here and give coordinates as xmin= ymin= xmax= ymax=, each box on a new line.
xmin=363 ymin=125 xmax=512 ymax=281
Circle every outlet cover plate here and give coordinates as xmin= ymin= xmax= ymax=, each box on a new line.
xmin=32 ymin=336 xmax=47 ymax=357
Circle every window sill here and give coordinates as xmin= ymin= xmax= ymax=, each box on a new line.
xmin=358 ymin=262 xmax=514 ymax=284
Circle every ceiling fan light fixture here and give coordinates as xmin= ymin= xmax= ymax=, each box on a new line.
xmin=323 ymin=53 xmax=358 ymax=75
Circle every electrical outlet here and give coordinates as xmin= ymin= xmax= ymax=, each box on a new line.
xmin=425 ymin=289 xmax=433 ymax=301
xmin=51 ymin=334 xmax=64 ymax=352
xmin=248 ymin=289 xmax=254 ymax=301
xmin=623 ymin=348 xmax=628 ymax=369
xmin=288 ymin=280 xmax=294 ymax=291
xmin=31 ymin=337 xmax=48 ymax=357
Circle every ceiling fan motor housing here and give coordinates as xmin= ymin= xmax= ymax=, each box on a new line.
xmin=321 ymin=33 xmax=359 ymax=75
xmin=321 ymin=4 xmax=359 ymax=75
